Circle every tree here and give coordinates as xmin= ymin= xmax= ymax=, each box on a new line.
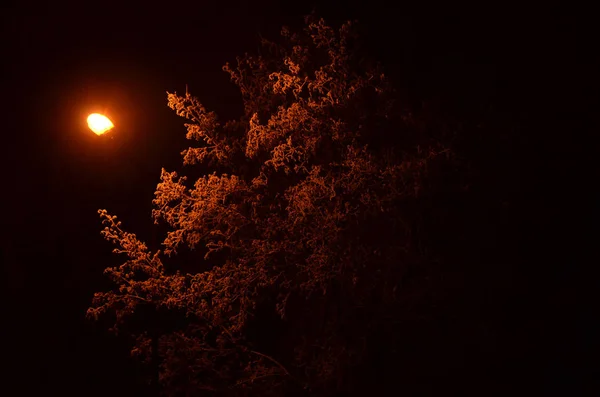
xmin=87 ymin=16 xmax=455 ymax=396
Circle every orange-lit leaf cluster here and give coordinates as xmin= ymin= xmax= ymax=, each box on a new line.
xmin=89 ymin=16 xmax=452 ymax=395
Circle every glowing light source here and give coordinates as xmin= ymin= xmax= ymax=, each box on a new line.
xmin=87 ymin=113 xmax=114 ymax=135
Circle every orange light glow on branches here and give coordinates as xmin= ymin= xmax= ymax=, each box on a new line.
xmin=87 ymin=113 xmax=114 ymax=135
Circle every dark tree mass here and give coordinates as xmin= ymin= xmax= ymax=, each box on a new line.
xmin=88 ymin=18 xmax=458 ymax=395
xmin=2 ymin=2 xmax=593 ymax=396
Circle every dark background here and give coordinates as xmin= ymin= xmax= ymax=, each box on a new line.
xmin=1 ymin=1 xmax=595 ymax=395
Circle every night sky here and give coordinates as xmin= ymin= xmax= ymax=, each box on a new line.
xmin=1 ymin=1 xmax=595 ymax=395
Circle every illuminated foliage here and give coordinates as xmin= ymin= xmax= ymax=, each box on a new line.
xmin=88 ymin=16 xmax=453 ymax=396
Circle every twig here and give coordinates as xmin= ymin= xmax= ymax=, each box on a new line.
xmin=249 ymin=350 xmax=290 ymax=376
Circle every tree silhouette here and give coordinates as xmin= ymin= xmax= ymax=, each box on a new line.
xmin=87 ymin=16 xmax=457 ymax=396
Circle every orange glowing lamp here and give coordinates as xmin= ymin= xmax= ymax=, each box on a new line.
xmin=87 ymin=113 xmax=114 ymax=136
